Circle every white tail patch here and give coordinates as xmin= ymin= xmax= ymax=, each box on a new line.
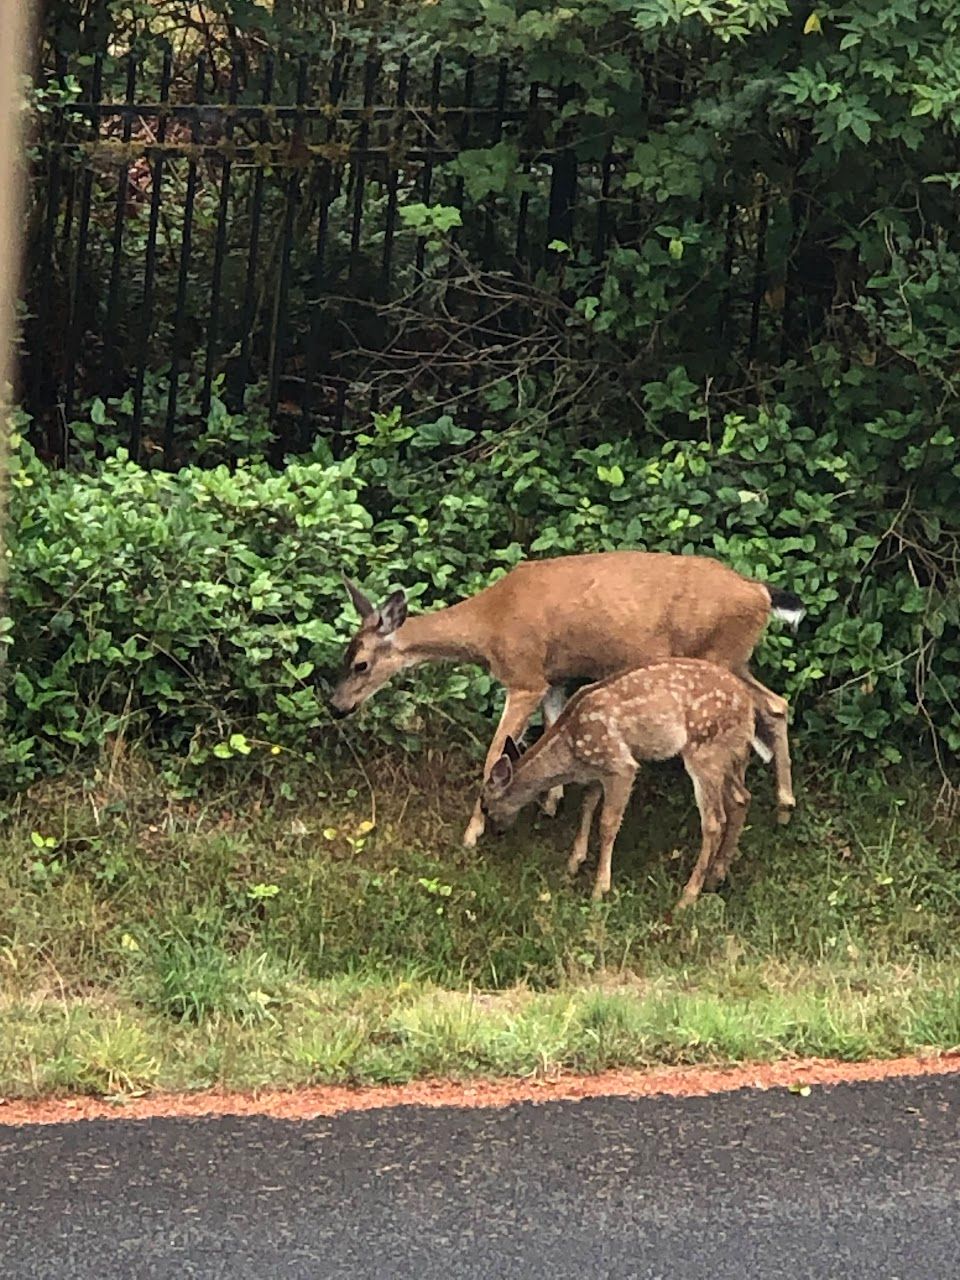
xmin=751 ymin=735 xmax=774 ymax=765
xmin=771 ymin=604 xmax=805 ymax=632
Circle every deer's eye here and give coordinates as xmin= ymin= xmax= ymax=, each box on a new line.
xmin=353 ymin=660 xmax=369 ymax=674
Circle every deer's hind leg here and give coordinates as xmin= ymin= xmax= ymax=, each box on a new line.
xmin=676 ymin=752 xmax=727 ymax=910
xmin=704 ymin=754 xmax=751 ymax=892
xmin=737 ymin=669 xmax=795 ymax=824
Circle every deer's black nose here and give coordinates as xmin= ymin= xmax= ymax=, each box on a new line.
xmin=328 ymin=700 xmax=351 ymax=720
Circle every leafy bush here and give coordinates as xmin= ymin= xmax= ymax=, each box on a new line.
xmin=4 ymin=423 xmax=371 ymax=783
xmin=3 ymin=385 xmax=957 ymax=789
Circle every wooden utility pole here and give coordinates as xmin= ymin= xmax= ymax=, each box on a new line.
xmin=0 ymin=0 xmax=32 ymax=564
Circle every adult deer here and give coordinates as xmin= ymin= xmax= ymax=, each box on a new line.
xmin=479 ymin=658 xmax=769 ymax=905
xmin=329 ymin=551 xmax=804 ymax=846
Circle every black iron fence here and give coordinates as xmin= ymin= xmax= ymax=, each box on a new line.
xmin=22 ymin=45 xmax=794 ymax=467
xmin=23 ymin=47 xmax=610 ymax=465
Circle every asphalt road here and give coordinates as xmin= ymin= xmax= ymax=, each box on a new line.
xmin=2 ymin=1075 xmax=958 ymax=1279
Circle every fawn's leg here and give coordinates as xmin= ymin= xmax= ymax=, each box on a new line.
xmin=705 ymin=757 xmax=751 ymax=891
xmin=737 ymin=669 xmax=795 ymax=823
xmin=462 ymin=685 xmax=549 ymax=848
xmin=538 ymin=686 xmax=567 ymax=817
xmin=592 ymin=772 xmax=635 ymax=900
xmin=567 ymin=782 xmax=602 ymax=877
xmin=676 ymin=754 xmax=726 ymax=910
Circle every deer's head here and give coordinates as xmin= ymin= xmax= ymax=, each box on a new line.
xmin=479 ymin=736 xmax=524 ymax=834
xmin=329 ymin=575 xmax=409 ymax=717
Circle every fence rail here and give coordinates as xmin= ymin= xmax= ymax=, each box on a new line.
xmin=21 ymin=45 xmax=780 ymax=468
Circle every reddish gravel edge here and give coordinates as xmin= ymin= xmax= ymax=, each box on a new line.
xmin=2 ymin=1053 xmax=959 ymax=1126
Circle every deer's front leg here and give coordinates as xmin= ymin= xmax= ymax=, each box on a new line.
xmin=567 ymin=783 xmax=602 ymax=877
xmin=462 ymin=685 xmax=549 ymax=848
xmin=539 ymin=686 xmax=567 ymax=818
xmin=592 ymin=772 xmax=635 ymax=900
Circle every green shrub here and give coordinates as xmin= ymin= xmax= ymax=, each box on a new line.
xmin=3 ymin=387 xmax=958 ymax=789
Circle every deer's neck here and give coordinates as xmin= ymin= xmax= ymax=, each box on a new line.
xmin=394 ymin=598 xmax=491 ymax=669
xmin=511 ymin=732 xmax=578 ymax=805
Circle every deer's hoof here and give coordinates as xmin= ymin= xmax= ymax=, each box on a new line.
xmin=461 ymin=820 xmax=483 ymax=849
xmin=538 ymin=787 xmax=563 ymax=818
xmin=776 ymin=802 xmax=796 ymax=827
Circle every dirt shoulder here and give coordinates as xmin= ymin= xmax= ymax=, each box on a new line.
xmin=3 ymin=1052 xmax=958 ymax=1127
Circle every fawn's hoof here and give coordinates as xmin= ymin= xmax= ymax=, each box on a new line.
xmin=538 ymin=787 xmax=563 ymax=818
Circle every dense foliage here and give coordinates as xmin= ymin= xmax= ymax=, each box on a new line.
xmin=3 ymin=381 xmax=956 ymax=788
xmin=8 ymin=1 xmax=959 ymax=785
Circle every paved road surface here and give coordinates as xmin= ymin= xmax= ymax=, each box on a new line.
xmin=2 ymin=1075 xmax=957 ymax=1278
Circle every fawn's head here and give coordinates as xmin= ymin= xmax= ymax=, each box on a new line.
xmin=329 ymin=575 xmax=409 ymax=717
xmin=479 ymin=736 xmax=525 ymax=834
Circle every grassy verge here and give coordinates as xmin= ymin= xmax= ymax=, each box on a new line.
xmin=4 ymin=967 xmax=960 ymax=1098
xmin=2 ymin=750 xmax=959 ymax=1097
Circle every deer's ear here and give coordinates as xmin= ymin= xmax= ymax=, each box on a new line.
xmin=488 ymin=753 xmax=514 ymax=791
xmin=503 ymin=735 xmax=522 ymax=764
xmin=376 ymin=589 xmax=408 ymax=636
xmin=342 ymin=572 xmax=375 ymax=620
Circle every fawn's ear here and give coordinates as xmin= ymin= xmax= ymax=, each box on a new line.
xmin=488 ymin=753 xmax=514 ymax=791
xmin=503 ymin=735 xmax=521 ymax=763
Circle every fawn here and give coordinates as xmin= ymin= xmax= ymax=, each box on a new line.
xmin=330 ymin=551 xmax=803 ymax=847
xmin=479 ymin=658 xmax=772 ymax=907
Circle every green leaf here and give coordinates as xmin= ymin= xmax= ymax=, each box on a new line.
xmin=597 ymin=464 xmax=625 ymax=487
xmin=247 ymin=882 xmax=280 ymax=901
xmin=398 ymin=203 xmax=463 ymax=236
xmin=430 ymin=206 xmax=463 ymax=233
